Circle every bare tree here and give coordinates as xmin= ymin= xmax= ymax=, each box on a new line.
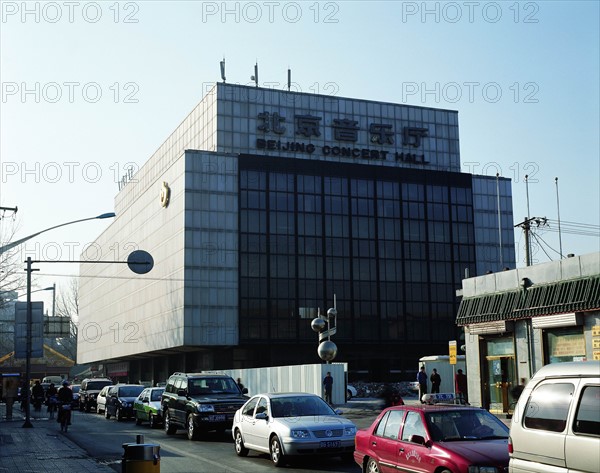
xmin=0 ymin=216 xmax=27 ymax=309
xmin=50 ymin=278 xmax=79 ymax=361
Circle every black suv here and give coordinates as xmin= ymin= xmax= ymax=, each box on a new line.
xmin=161 ymin=372 xmax=248 ymax=440
xmin=79 ymin=378 xmax=113 ymax=412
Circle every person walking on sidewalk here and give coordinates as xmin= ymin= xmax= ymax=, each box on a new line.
xmin=455 ymin=369 xmax=468 ymax=403
xmin=430 ymin=368 xmax=441 ymax=394
xmin=417 ymin=366 xmax=428 ymax=403
xmin=57 ymin=380 xmax=74 ymax=432
xmin=323 ymin=372 xmax=333 ymax=405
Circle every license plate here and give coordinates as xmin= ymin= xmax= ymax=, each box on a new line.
xmin=319 ymin=440 xmax=341 ymax=448
xmin=206 ymin=414 xmax=226 ymax=422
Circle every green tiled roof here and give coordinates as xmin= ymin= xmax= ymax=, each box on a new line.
xmin=456 ymin=275 xmax=600 ymax=326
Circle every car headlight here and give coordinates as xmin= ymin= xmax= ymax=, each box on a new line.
xmin=468 ymin=467 xmax=499 ymax=473
xmin=197 ymin=404 xmax=215 ymax=412
xmin=291 ymin=429 xmax=310 ymax=439
xmin=344 ymin=426 xmax=356 ymax=436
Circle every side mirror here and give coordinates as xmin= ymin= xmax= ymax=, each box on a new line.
xmin=242 ymin=388 xmax=248 ymax=394
xmin=255 ymin=412 xmax=268 ymax=420
xmin=334 ymin=408 xmax=343 ymax=415
xmin=177 ymin=389 xmax=187 ymax=397
xmin=409 ymin=434 xmax=426 ymax=445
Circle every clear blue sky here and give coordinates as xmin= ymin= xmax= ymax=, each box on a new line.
xmin=1 ymin=1 xmax=599 ymax=309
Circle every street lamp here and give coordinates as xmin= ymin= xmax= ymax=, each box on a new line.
xmin=8 ymin=213 xmax=116 ymax=428
xmin=0 ymin=212 xmax=116 ymax=255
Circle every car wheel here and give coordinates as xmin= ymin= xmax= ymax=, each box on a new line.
xmin=135 ymin=412 xmax=142 ymax=426
xmin=187 ymin=414 xmax=199 ymax=440
xmin=347 ymin=389 xmax=353 ymax=400
xmin=79 ymin=402 xmax=85 ymax=412
xmin=164 ymin=411 xmax=176 ymax=435
xmin=234 ymin=429 xmax=249 ymax=457
xmin=366 ymin=458 xmax=381 ymax=473
xmin=116 ymin=407 xmax=123 ymax=421
xmin=149 ymin=414 xmax=159 ymax=429
xmin=270 ymin=436 xmax=286 ymax=467
xmin=105 ymin=408 xmax=111 ymax=420
xmin=97 ymin=405 xmax=103 ymax=415
xmin=85 ymin=405 xmax=91 ymax=413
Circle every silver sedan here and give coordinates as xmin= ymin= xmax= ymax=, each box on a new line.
xmin=232 ymin=392 xmax=356 ymax=467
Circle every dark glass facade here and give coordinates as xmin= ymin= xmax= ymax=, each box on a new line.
xmin=238 ymin=155 xmax=476 ymax=377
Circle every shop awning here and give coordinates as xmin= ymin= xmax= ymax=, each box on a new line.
xmin=456 ymin=275 xmax=600 ymax=326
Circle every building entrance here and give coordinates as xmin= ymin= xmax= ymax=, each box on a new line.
xmin=481 ymin=336 xmax=516 ymax=414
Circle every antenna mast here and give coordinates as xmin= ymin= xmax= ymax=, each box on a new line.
xmin=555 ymin=177 xmax=563 ymax=258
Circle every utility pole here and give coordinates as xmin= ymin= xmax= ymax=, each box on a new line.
xmin=514 ymin=217 xmax=548 ymax=266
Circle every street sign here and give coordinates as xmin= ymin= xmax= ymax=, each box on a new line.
xmin=449 ymin=340 xmax=457 ymax=365
xmin=14 ymin=302 xmax=44 ymax=359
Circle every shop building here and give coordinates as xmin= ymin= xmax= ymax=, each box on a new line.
xmin=78 ymin=83 xmax=515 ymax=382
xmin=457 ymin=252 xmax=600 ymax=414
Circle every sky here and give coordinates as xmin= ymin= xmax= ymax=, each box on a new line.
xmin=1 ymin=0 xmax=599 ymax=313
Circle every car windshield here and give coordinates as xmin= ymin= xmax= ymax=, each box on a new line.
xmin=71 ymin=386 xmax=80 ymax=393
xmin=425 ymin=409 xmax=509 ymax=441
xmin=88 ymin=381 xmax=112 ymax=390
xmin=151 ymin=389 xmax=164 ymax=401
xmin=271 ymin=396 xmax=336 ymax=418
xmin=188 ymin=378 xmax=240 ymax=395
xmin=118 ymin=386 xmax=145 ymax=397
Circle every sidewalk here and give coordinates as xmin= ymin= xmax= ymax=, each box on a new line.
xmin=0 ymin=403 xmax=115 ymax=473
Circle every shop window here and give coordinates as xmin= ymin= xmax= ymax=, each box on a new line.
xmin=544 ymin=326 xmax=586 ymax=364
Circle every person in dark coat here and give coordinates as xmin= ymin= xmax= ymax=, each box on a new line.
xmin=455 ymin=369 xmax=468 ymax=403
xmin=430 ymin=369 xmax=441 ymax=394
xmin=417 ymin=366 xmax=428 ymax=403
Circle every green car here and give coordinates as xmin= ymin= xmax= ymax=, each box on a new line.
xmin=133 ymin=387 xmax=165 ymax=428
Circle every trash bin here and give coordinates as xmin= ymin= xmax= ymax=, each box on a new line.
xmin=122 ymin=442 xmax=160 ymax=473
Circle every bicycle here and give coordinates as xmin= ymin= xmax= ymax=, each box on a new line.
xmin=59 ymin=404 xmax=72 ymax=432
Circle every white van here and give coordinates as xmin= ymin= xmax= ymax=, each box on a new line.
xmin=508 ymin=361 xmax=600 ymax=473
xmin=42 ymin=376 xmax=64 ymax=385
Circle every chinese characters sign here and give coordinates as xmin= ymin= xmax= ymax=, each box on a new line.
xmin=255 ymin=111 xmax=430 ymax=164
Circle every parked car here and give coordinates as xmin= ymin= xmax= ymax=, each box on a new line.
xmin=105 ymin=384 xmax=145 ymax=421
xmin=232 ymin=392 xmax=356 ymax=466
xmin=133 ymin=387 xmax=165 ymax=428
xmin=95 ymin=385 xmax=113 ymax=415
xmin=354 ymin=404 xmax=509 ymax=473
xmin=509 ymin=361 xmax=600 ymax=473
xmin=79 ymin=378 xmax=113 ymax=412
xmin=347 ymin=385 xmax=357 ymax=400
xmin=161 ymin=372 xmax=248 ymax=439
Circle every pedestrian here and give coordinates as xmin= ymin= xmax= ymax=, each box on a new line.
xmin=510 ymin=378 xmax=526 ymax=402
xmin=455 ymin=369 xmax=468 ymax=403
xmin=237 ymin=378 xmax=245 ymax=392
xmin=323 ymin=371 xmax=333 ymax=405
xmin=57 ymin=380 xmax=74 ymax=431
xmin=3 ymin=377 xmax=19 ymax=420
xmin=417 ymin=366 xmax=428 ymax=403
xmin=46 ymin=383 xmax=58 ymax=419
xmin=430 ymin=368 xmax=441 ymax=394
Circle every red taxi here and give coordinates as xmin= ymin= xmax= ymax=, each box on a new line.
xmin=354 ymin=403 xmax=509 ymax=473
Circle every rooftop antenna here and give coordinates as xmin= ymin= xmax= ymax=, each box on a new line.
xmin=220 ymin=58 xmax=226 ymax=83
xmin=251 ymin=62 xmax=258 ymax=87
xmin=555 ymin=177 xmax=563 ymax=258
xmin=287 ymin=68 xmax=291 ymax=91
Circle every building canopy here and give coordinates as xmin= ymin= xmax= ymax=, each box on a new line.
xmin=456 ymin=275 xmax=600 ymax=326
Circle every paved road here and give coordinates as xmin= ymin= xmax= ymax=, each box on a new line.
xmin=70 ymin=401 xmax=382 ymax=473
